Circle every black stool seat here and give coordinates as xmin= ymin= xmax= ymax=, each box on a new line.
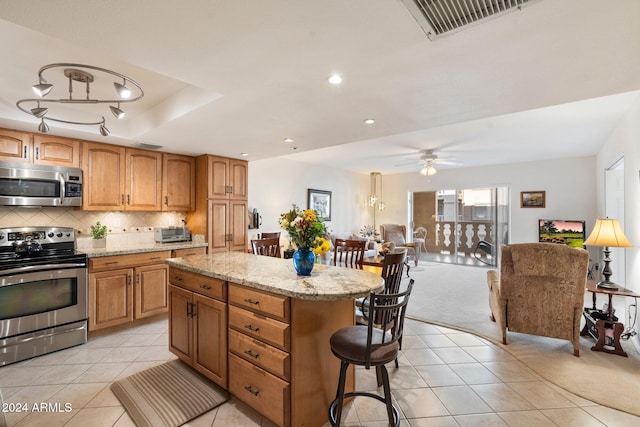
xmin=328 ymin=280 xmax=414 ymax=426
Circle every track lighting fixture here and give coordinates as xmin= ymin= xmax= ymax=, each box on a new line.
xmin=17 ymin=63 xmax=143 ymax=136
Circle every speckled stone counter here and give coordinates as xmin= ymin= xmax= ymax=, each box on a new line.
xmin=165 ymin=251 xmax=384 ymax=300
xmin=80 ymin=241 xmax=208 ymax=258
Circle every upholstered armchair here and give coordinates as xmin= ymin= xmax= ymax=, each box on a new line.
xmin=487 ymin=243 xmax=589 ymax=356
xmin=380 ymin=224 xmax=418 ymax=266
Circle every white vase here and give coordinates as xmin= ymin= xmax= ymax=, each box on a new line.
xmin=92 ymin=238 xmax=107 ymax=249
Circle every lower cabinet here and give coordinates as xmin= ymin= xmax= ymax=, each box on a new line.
xmin=168 ymin=268 xmax=228 ymax=388
xmin=88 ymin=251 xmax=171 ymax=331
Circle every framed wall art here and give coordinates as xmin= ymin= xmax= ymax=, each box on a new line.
xmin=520 ymin=191 xmax=546 ymax=208
xmin=307 ymin=189 xmax=332 ymax=221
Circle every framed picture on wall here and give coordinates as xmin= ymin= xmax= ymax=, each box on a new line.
xmin=520 ymin=191 xmax=546 ymax=208
xmin=308 ymin=189 xmax=332 ymax=221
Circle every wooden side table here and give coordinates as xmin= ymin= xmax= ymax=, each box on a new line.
xmin=581 ymin=280 xmax=639 ymax=357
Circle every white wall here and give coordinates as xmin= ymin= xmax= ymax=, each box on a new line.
xmin=371 ymin=156 xmax=597 ymax=244
xmin=595 ymin=96 xmax=640 ymax=349
xmin=249 ymin=155 xmax=597 ymax=246
xmin=247 ymin=158 xmax=370 ymax=242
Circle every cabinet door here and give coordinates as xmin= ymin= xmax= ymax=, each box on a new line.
xmin=82 ymin=142 xmax=125 ymax=210
xmin=230 ymin=199 xmax=248 ymax=252
xmin=168 ymin=284 xmax=193 ymax=364
xmin=162 ymin=153 xmax=195 ymax=211
xmin=33 ymin=135 xmax=80 ymax=167
xmin=0 ymin=129 xmax=32 ymax=163
xmin=125 ymin=148 xmax=162 ymax=211
xmin=229 ymin=160 xmax=248 ymax=200
xmin=207 ymin=156 xmax=229 ymax=199
xmin=89 ymin=268 xmax=133 ymax=331
xmin=193 ymin=293 xmax=227 ymax=388
xmin=207 ymin=199 xmax=230 ymax=253
xmin=135 ymin=264 xmax=169 ymax=319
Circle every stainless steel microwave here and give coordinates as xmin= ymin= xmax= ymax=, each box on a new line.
xmin=0 ymin=162 xmax=83 ymax=207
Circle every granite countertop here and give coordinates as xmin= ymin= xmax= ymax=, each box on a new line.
xmin=165 ymin=251 xmax=385 ymax=301
xmin=80 ymin=241 xmax=208 ymax=258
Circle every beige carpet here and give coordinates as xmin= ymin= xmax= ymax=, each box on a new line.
xmin=111 ymin=359 xmax=229 ymax=427
xmin=406 ymin=261 xmax=640 ymax=417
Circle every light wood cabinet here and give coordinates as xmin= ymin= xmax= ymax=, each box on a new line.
xmin=171 ymin=247 xmax=206 ymax=258
xmin=82 ymin=142 xmax=163 ymax=211
xmin=189 ymin=155 xmax=248 ymax=253
xmin=33 ymin=135 xmax=80 ymax=167
xmin=82 ymin=142 xmax=126 ymax=210
xmin=125 ymin=148 xmax=162 ymax=211
xmin=203 ymin=155 xmax=248 ymax=200
xmin=0 ymin=129 xmax=80 ymax=167
xmin=88 ymin=251 xmax=171 ymax=331
xmin=168 ymin=267 xmax=227 ymax=388
xmin=162 ymin=153 xmax=195 ymax=211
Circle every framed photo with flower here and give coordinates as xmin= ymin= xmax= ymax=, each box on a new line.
xmin=308 ymin=189 xmax=332 ymax=221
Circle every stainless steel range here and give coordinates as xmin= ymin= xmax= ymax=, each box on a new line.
xmin=0 ymin=226 xmax=87 ymax=366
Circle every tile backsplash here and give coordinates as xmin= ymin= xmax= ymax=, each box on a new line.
xmin=0 ymin=207 xmax=187 ymax=248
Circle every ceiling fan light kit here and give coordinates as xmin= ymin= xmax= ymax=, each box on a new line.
xmin=16 ymin=63 xmax=144 ymax=136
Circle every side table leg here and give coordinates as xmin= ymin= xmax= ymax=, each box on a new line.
xmin=591 ymin=320 xmax=628 ymax=357
xmin=611 ymin=322 xmax=628 ymax=357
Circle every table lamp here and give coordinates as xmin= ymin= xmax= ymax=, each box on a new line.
xmin=584 ymin=218 xmax=632 ymax=290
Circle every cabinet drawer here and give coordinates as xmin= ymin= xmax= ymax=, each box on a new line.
xmin=168 ymin=267 xmax=226 ymax=301
xmin=229 ymin=305 xmax=290 ymax=351
xmin=172 ymin=247 xmax=206 ymax=258
xmin=90 ymin=251 xmax=171 ymax=271
xmin=229 ymin=283 xmax=290 ymax=322
xmin=229 ymin=353 xmax=289 ymax=427
xmin=229 ymin=329 xmax=290 ymax=381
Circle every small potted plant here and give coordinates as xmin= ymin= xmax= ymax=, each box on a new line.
xmin=90 ymin=221 xmax=108 ymax=248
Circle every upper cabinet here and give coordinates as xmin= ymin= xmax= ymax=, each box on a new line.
xmin=0 ymin=129 xmax=32 ymax=164
xmin=82 ymin=142 xmax=175 ymax=212
xmin=162 ymin=153 xmax=195 ymax=211
xmin=203 ymin=155 xmax=248 ymax=200
xmin=82 ymin=142 xmax=126 ymax=211
xmin=125 ymin=148 xmax=162 ymax=211
xmin=0 ymin=129 xmax=79 ymax=167
xmin=33 ymin=135 xmax=80 ymax=167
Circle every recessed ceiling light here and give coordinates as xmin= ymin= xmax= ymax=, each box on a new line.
xmin=364 ymin=118 xmax=375 ymax=124
xmin=284 ymin=138 xmax=294 ymax=143
xmin=328 ymin=74 xmax=343 ymax=85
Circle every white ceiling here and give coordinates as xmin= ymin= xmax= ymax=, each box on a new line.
xmin=0 ymin=0 xmax=639 ymax=175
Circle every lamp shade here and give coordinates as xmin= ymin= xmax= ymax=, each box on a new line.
xmin=584 ymin=218 xmax=632 ymax=248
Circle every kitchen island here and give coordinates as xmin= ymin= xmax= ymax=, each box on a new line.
xmin=165 ymin=251 xmax=384 ymax=427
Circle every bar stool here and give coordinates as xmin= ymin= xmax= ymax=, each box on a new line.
xmin=328 ymin=279 xmax=414 ymax=426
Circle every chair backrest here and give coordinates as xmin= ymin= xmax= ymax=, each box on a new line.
xmin=333 ymin=238 xmax=366 ymax=269
xmin=362 ymin=279 xmax=414 ymax=369
xmin=380 ymin=224 xmax=407 ymax=246
xmin=261 ymin=232 xmax=281 ymax=239
xmin=414 ymin=227 xmax=427 ymax=239
xmin=251 ymin=237 xmax=281 ymax=257
xmin=380 ymin=250 xmax=406 ymax=294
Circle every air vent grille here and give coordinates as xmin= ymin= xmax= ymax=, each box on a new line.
xmin=402 ymin=0 xmax=539 ymax=40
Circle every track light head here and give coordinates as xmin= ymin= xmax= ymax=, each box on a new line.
xmin=99 ymin=118 xmax=110 ymax=136
xmin=38 ymin=119 xmax=49 ymax=133
xmin=110 ymin=104 xmax=125 ymax=119
xmin=32 ymin=83 xmax=53 ymax=97
xmin=114 ymin=81 xmax=131 ymax=99
xmin=31 ymin=106 xmax=48 ymax=118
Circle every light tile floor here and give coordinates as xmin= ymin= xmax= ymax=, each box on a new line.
xmin=1 ymin=318 xmax=639 ymax=427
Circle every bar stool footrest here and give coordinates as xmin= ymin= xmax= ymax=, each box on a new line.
xmin=328 ymin=391 xmax=400 ymax=427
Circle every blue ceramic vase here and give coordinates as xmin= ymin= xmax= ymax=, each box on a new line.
xmin=292 ymin=247 xmax=315 ymax=276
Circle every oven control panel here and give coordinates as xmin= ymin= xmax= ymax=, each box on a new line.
xmin=0 ymin=227 xmax=76 ymax=246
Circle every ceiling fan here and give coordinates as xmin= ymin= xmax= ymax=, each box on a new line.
xmin=397 ymin=149 xmax=462 ymax=176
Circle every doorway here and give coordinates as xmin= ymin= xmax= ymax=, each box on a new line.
xmin=412 ymin=186 xmax=509 ymax=266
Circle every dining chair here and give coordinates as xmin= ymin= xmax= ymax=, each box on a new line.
xmin=328 ymin=279 xmax=414 ymax=427
xmin=251 ymin=237 xmax=281 ymax=257
xmin=260 ymin=231 xmax=281 ymax=239
xmin=332 ymin=238 xmax=366 ymax=269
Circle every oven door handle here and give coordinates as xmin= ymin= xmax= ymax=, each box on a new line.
xmin=1 ymin=263 xmax=87 ymax=276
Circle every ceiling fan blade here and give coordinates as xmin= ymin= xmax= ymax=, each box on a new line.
xmin=393 ymin=160 xmax=424 ymax=167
